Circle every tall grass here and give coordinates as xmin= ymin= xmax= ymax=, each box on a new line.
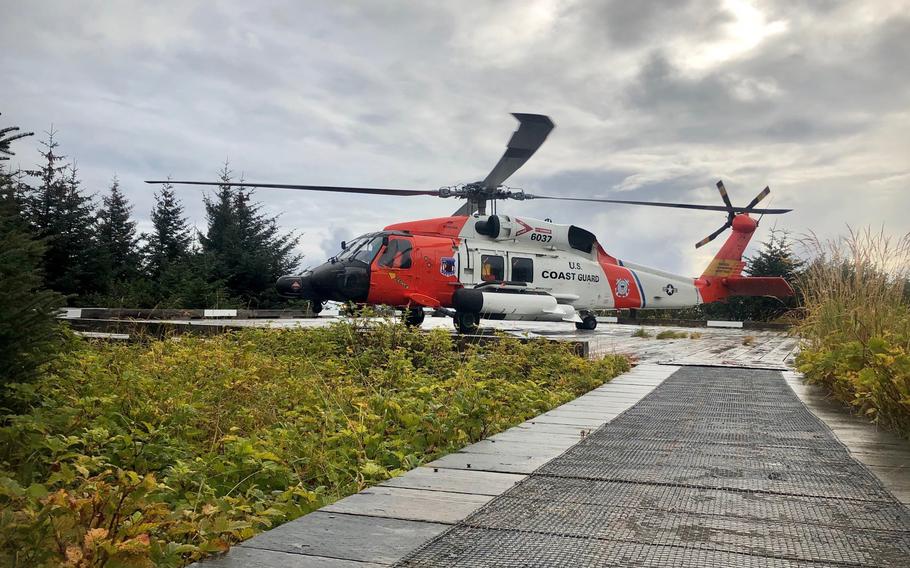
xmin=796 ymin=228 xmax=910 ymax=436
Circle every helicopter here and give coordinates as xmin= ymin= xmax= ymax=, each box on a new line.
xmin=148 ymin=113 xmax=794 ymax=333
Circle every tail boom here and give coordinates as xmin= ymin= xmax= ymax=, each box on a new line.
xmin=695 ymin=214 xmax=794 ymax=303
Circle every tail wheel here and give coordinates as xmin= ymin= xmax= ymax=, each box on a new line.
xmin=575 ymin=315 xmax=597 ymax=331
xmin=404 ymin=307 xmax=426 ymax=327
xmin=311 ymin=300 xmax=324 ymax=316
xmin=454 ymin=311 xmax=479 ymax=334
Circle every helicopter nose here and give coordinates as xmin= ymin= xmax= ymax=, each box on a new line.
xmin=276 ymin=272 xmax=315 ymax=298
xmin=276 ymin=261 xmax=370 ymax=302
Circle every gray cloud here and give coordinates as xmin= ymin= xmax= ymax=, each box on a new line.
xmin=2 ymin=0 xmax=908 ymax=277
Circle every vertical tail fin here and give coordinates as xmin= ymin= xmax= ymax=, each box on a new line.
xmin=700 ymin=214 xmax=757 ymax=278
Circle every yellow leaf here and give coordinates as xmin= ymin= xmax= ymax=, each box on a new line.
xmin=115 ymin=534 xmax=151 ymax=553
xmin=64 ymin=546 xmax=83 ymax=565
xmin=84 ymin=527 xmax=109 ymax=548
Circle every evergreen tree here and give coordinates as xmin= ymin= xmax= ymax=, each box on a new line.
xmin=144 ymin=179 xmax=191 ymax=278
xmin=747 ymin=230 xmax=804 ymax=282
xmin=742 ymin=230 xmax=805 ymax=320
xmin=0 ymin=119 xmax=63 ymax=398
xmin=199 ymin=161 xmax=300 ymax=306
xmin=22 ymin=131 xmax=100 ymax=301
xmin=97 ymin=175 xmax=140 ymax=283
xmin=0 ymin=112 xmax=34 ymax=162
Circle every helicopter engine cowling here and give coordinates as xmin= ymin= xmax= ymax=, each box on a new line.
xmin=452 ymin=286 xmax=564 ymax=318
xmin=469 ymin=215 xmax=598 ymax=254
xmin=474 ymin=215 xmax=520 ymax=241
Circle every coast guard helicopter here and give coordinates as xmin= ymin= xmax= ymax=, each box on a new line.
xmin=148 ymin=113 xmax=794 ymax=333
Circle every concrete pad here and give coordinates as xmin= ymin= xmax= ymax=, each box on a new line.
xmin=380 ymin=466 xmax=524 ymax=496
xmin=196 ymin=547 xmax=386 ymax=567
xmin=234 ymin=512 xmax=447 ymax=565
xmin=321 ymin=486 xmax=491 ymax=524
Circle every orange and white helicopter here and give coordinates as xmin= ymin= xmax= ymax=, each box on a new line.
xmin=149 ymin=113 xmax=794 ymax=333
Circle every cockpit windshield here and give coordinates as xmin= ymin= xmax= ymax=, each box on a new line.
xmin=335 ymin=234 xmax=384 ymax=264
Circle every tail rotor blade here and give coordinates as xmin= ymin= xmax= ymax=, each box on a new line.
xmin=481 ymin=113 xmax=554 ymax=190
xmin=716 ymin=180 xmax=734 ymax=212
xmin=744 ymin=186 xmax=771 ymax=212
xmin=695 ymin=222 xmax=732 ymax=249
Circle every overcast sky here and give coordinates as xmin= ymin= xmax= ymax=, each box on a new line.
xmin=3 ymin=0 xmax=908 ymax=275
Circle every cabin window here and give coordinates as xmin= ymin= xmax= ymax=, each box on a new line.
xmin=378 ymin=237 xmax=413 ymax=269
xmin=511 ymin=257 xmax=533 ymax=283
xmin=480 ymin=254 xmax=504 ymax=281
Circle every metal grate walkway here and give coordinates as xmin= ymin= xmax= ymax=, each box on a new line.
xmin=396 ymin=366 xmax=910 ymax=567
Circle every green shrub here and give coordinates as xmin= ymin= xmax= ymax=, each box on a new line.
xmin=631 ymin=327 xmax=651 ymax=338
xmin=0 ymin=322 xmax=629 ymax=566
xmin=796 ymin=229 xmax=910 ymax=437
xmin=655 ymin=330 xmax=687 ymax=340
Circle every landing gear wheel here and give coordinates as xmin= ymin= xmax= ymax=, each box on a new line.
xmin=404 ymin=307 xmax=426 ymax=327
xmin=311 ymin=300 xmax=324 ymax=316
xmin=454 ymin=311 xmax=479 ymax=334
xmin=575 ymin=315 xmax=597 ymax=331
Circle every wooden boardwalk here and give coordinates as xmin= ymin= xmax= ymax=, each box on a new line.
xmin=193 ymin=325 xmax=907 ymax=567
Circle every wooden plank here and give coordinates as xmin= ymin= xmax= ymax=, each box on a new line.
xmin=195 ymin=547 xmax=385 ymax=567
xmin=229 ymin=512 xmax=448 ymax=565
xmin=380 ymin=467 xmax=524 ymax=496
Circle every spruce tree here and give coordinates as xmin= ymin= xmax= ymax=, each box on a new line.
xmin=0 ymin=113 xmax=34 ymax=162
xmin=743 ymin=230 xmax=805 ymax=320
xmin=199 ymin=161 xmax=300 ymax=306
xmin=22 ymin=131 xmax=99 ymax=301
xmin=144 ymin=179 xmax=191 ymax=277
xmin=0 ymin=119 xmax=63 ymax=398
xmin=97 ymin=175 xmax=140 ymax=284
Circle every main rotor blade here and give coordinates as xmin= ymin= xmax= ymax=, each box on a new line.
xmin=695 ymin=222 xmax=733 ymax=249
xmin=529 ymin=194 xmax=791 ymax=214
xmin=144 ymin=180 xmax=440 ymax=197
xmin=744 ymin=186 xmax=771 ymax=211
xmin=716 ymin=180 xmax=734 ymax=212
xmin=481 ymin=113 xmax=554 ymax=190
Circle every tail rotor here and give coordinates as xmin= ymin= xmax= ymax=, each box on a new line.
xmin=694 ymin=181 xmax=775 ymax=249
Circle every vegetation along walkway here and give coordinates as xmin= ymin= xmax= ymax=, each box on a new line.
xmin=198 ymin=354 xmax=910 ymax=567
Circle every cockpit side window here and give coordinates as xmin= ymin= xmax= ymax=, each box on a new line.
xmin=336 ymin=236 xmax=367 ymax=261
xmin=353 ymin=236 xmax=385 ymax=264
xmin=378 ymin=237 xmax=413 ymax=269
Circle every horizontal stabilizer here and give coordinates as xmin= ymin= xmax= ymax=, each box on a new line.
xmin=406 ymin=293 xmax=442 ymax=308
xmin=722 ymin=277 xmax=794 ymax=298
